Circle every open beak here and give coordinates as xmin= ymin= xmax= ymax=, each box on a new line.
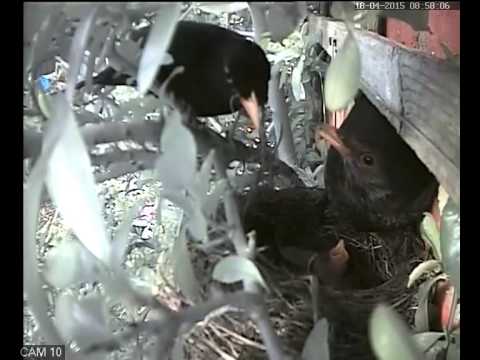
xmin=240 ymin=92 xmax=261 ymax=129
xmin=315 ymin=124 xmax=352 ymax=158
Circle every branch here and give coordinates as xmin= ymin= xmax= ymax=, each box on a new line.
xmin=84 ymin=291 xmax=266 ymax=355
xmin=269 ymin=63 xmax=297 ymax=168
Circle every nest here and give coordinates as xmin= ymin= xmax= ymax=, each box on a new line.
xmin=152 ymin=217 xmax=428 ymax=360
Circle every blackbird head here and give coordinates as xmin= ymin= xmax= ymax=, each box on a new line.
xmin=318 ymin=93 xmax=439 ymax=231
xmin=224 ymin=38 xmax=271 ymax=128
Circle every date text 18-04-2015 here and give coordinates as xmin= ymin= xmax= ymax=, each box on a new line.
xmin=354 ymin=2 xmax=458 ymax=11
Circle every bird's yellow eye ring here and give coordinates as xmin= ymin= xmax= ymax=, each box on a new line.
xmin=361 ymin=154 xmax=375 ymax=166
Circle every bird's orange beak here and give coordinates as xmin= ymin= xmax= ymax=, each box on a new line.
xmin=240 ymin=92 xmax=261 ymax=129
xmin=315 ymin=124 xmax=352 ymax=158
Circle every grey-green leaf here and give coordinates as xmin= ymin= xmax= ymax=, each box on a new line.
xmin=194 ymin=150 xmax=215 ymax=201
xmin=110 ymin=199 xmax=146 ymax=271
xmin=446 ymin=339 xmax=460 ymax=360
xmin=66 ymin=6 xmax=99 ymax=103
xmin=302 ymin=318 xmax=330 ymax=360
xmin=413 ymin=332 xmax=446 ymax=359
xmin=420 ymin=213 xmax=442 ymax=260
xmin=440 ymin=199 xmax=460 ymax=295
xmin=172 ymin=227 xmax=201 ymax=302
xmin=369 ymin=304 xmax=423 ymax=360
xmin=407 ymin=260 xmax=441 ymax=288
xmin=203 ymin=179 xmax=227 ymax=220
xmin=196 ymin=2 xmax=249 ymax=15
xmin=186 ymin=204 xmax=208 ymax=242
xmin=291 ymin=54 xmax=306 ymax=101
xmin=43 ymin=238 xmax=101 ymax=289
xmin=212 ymin=255 xmax=267 ymax=290
xmin=324 ymin=31 xmax=361 ymax=112
xmin=24 ymin=138 xmax=63 ymax=344
xmin=137 ymin=3 xmax=181 ymax=95
xmin=156 ymin=110 xmax=197 ymax=191
xmin=55 ymin=292 xmax=111 ymax=350
xmin=45 ymin=103 xmax=110 ymax=263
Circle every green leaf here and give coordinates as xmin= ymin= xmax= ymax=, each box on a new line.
xmin=420 ymin=213 xmax=442 ymax=260
xmin=45 ymin=100 xmax=111 ymax=263
xmin=413 ymin=332 xmax=447 ymax=359
xmin=203 ymin=179 xmax=227 ymax=220
xmin=324 ymin=30 xmax=361 ymax=112
xmin=55 ymin=292 xmax=111 ymax=350
xmin=187 ymin=204 xmax=208 ymax=242
xmin=195 ymin=2 xmax=249 ymax=15
xmin=156 ymin=110 xmax=197 ymax=191
xmin=212 ymin=255 xmax=267 ymax=291
xmin=302 ymin=318 xmax=330 ymax=360
xmin=407 ymin=260 xmax=441 ymax=288
xmin=291 ymin=54 xmax=306 ymax=101
xmin=440 ymin=199 xmax=460 ymax=295
xmin=36 ymin=91 xmax=53 ymax=119
xmin=446 ymin=333 xmax=460 ymax=360
xmin=43 ymin=238 xmax=101 ymax=289
xmin=110 ymin=199 xmax=146 ymax=271
xmin=65 ymin=6 xmax=99 ymax=103
xmin=369 ymin=304 xmax=423 ymax=360
xmin=137 ymin=3 xmax=182 ymax=95
xmin=194 ymin=150 xmax=215 ymax=201
xmin=172 ymin=227 xmax=201 ymax=302
xmin=24 ymin=129 xmax=63 ymax=345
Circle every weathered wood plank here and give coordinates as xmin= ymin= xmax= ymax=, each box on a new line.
xmin=308 ymin=16 xmax=460 ymax=205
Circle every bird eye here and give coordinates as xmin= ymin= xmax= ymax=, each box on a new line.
xmin=361 ymin=154 xmax=375 ymax=166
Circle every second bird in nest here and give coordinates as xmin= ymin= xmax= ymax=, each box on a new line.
xmin=318 ymin=92 xmax=439 ymax=232
xmin=241 ymin=91 xmax=439 ymax=285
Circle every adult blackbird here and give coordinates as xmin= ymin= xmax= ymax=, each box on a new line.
xmin=317 ymin=91 xmax=439 ymax=231
xmin=77 ymin=21 xmax=271 ymax=128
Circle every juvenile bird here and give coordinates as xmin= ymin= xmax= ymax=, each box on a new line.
xmin=241 ymin=91 xmax=438 ymax=284
xmin=77 ymin=21 xmax=271 ymax=128
xmin=317 ymin=92 xmax=439 ymax=231
xmin=239 ymin=91 xmax=440 ymax=360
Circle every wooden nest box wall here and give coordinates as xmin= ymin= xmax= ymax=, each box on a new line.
xmin=309 ymin=9 xmax=460 ymax=205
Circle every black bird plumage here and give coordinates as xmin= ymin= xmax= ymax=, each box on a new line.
xmin=239 ymin=91 xmax=440 ymax=359
xmin=319 ymin=92 xmax=439 ymax=231
xmin=77 ymin=21 xmax=271 ymax=125
xmin=242 ymin=91 xmax=438 ymax=259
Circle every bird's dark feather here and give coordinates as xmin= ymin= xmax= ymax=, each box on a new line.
xmin=325 ymin=92 xmax=439 ymax=231
xmin=78 ymin=21 xmax=271 ymax=117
